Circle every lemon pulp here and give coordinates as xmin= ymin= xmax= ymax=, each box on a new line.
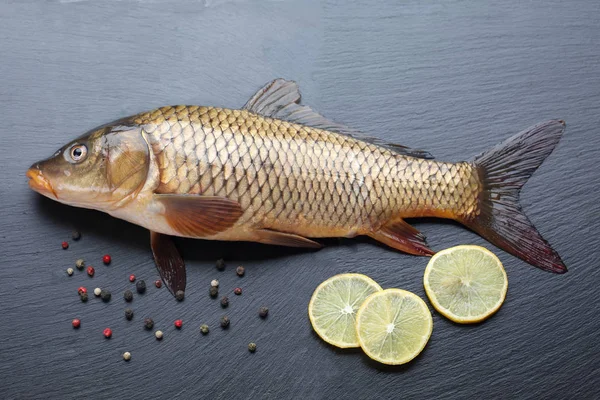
xmin=308 ymin=273 xmax=382 ymax=348
xmin=356 ymin=289 xmax=433 ymax=365
xmin=424 ymin=245 xmax=508 ymax=324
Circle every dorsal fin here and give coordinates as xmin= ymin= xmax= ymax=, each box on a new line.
xmin=243 ymin=78 xmax=433 ymax=159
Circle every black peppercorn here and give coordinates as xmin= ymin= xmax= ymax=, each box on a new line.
xmin=209 ymin=286 xmax=218 ymax=298
xmin=175 ymin=290 xmax=185 ymax=301
xmin=200 ymin=324 xmax=209 ymax=335
xmin=144 ymin=318 xmax=154 ymax=330
xmin=220 ymin=296 xmax=229 ymax=308
xmin=216 ymin=258 xmax=226 ymax=271
xmin=123 ymin=290 xmax=133 ymax=302
xmin=248 ymin=342 xmax=257 ymax=353
xmin=125 ymin=308 xmax=134 ymax=320
xmin=136 ymin=280 xmax=146 ymax=294
xmin=259 ymin=307 xmax=269 ymax=318
xmin=80 ymin=292 xmax=88 ymax=302
xmin=71 ymin=231 xmax=81 ymax=241
xmin=236 ymin=266 xmax=245 ymax=277
xmin=100 ymin=289 xmax=111 ymax=302
xmin=220 ymin=316 xmax=230 ymax=329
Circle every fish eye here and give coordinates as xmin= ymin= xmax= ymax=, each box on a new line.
xmin=68 ymin=144 xmax=88 ymax=163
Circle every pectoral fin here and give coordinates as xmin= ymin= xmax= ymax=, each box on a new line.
xmin=150 ymin=231 xmax=186 ymax=296
xmin=369 ymin=219 xmax=434 ymax=256
xmin=254 ymin=229 xmax=322 ymax=248
xmin=155 ymin=194 xmax=243 ymax=237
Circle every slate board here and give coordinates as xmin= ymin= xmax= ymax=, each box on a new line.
xmin=1 ymin=0 xmax=599 ymax=399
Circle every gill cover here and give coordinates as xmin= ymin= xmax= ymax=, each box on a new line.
xmin=103 ymin=127 xmax=150 ymax=201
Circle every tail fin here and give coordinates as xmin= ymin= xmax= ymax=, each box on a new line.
xmin=464 ymin=120 xmax=567 ymax=273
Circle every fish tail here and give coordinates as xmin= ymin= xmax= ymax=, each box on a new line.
xmin=463 ymin=120 xmax=568 ymax=273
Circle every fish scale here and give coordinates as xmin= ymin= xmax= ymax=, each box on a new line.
xmin=134 ymin=105 xmax=479 ymax=237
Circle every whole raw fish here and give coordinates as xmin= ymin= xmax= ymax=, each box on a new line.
xmin=27 ymin=79 xmax=567 ymax=295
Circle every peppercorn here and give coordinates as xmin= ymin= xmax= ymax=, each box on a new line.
xmin=144 ymin=318 xmax=154 ymax=330
xmin=102 ymin=254 xmax=111 ymax=265
xmin=103 ymin=328 xmax=112 ymax=339
xmin=129 ymin=274 xmax=136 ymax=283
xmin=136 ymin=280 xmax=146 ymax=294
xmin=216 ymin=258 xmax=226 ymax=271
xmin=100 ymin=289 xmax=111 ymax=302
xmin=125 ymin=308 xmax=134 ymax=320
xmin=154 ymin=280 xmax=162 ymax=288
xmin=200 ymin=324 xmax=209 ymax=335
xmin=220 ymin=316 xmax=230 ymax=329
xmin=174 ymin=319 xmax=183 ymax=329
xmin=66 ymin=268 xmax=74 ymax=276
xmin=123 ymin=352 xmax=131 ymax=361
xmin=259 ymin=307 xmax=269 ymax=318
xmin=76 ymin=259 xmax=85 ymax=270
xmin=77 ymin=286 xmax=87 ymax=295
xmin=155 ymin=330 xmax=163 ymax=340
xmin=175 ymin=290 xmax=185 ymax=302
xmin=123 ymin=290 xmax=133 ymax=302
xmin=62 ymin=241 xmax=69 ymax=250
xmin=71 ymin=231 xmax=81 ymax=241
xmin=248 ymin=342 xmax=257 ymax=353
xmin=72 ymin=318 xmax=81 ymax=329
xmin=236 ymin=266 xmax=245 ymax=277
xmin=87 ymin=266 xmax=95 ymax=277
xmin=209 ymin=286 xmax=218 ymax=298
xmin=94 ymin=287 xmax=102 ymax=297
xmin=80 ymin=293 xmax=88 ymax=302
xmin=234 ymin=287 xmax=242 ymax=295
xmin=220 ymin=296 xmax=229 ymax=308
xmin=210 ymin=279 xmax=219 ymax=288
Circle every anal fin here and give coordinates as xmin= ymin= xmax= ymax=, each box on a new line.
xmin=150 ymin=231 xmax=186 ymax=296
xmin=155 ymin=194 xmax=243 ymax=237
xmin=369 ymin=219 xmax=434 ymax=256
xmin=254 ymin=229 xmax=322 ymax=248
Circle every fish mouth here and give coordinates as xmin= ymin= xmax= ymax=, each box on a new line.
xmin=27 ymin=167 xmax=58 ymax=199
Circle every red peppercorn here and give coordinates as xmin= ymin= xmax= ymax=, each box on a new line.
xmin=77 ymin=287 xmax=87 ymax=295
xmin=61 ymin=241 xmax=69 ymax=250
xmin=72 ymin=318 xmax=81 ymax=328
xmin=129 ymin=274 xmax=136 ymax=282
xmin=234 ymin=287 xmax=242 ymax=295
xmin=174 ymin=319 xmax=183 ymax=329
xmin=103 ymin=328 xmax=112 ymax=339
xmin=87 ymin=266 xmax=95 ymax=277
xmin=154 ymin=280 xmax=162 ymax=288
xmin=103 ymin=254 xmax=111 ymax=265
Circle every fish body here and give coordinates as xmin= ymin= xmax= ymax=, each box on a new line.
xmin=119 ymin=106 xmax=477 ymax=243
xmin=27 ymin=79 xmax=567 ymax=296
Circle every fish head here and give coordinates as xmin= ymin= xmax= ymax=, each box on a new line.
xmin=27 ymin=122 xmax=150 ymax=211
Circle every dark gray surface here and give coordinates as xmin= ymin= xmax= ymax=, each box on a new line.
xmin=1 ymin=0 xmax=599 ymax=398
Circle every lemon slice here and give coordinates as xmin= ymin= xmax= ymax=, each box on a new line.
xmin=423 ymin=245 xmax=508 ymax=324
xmin=308 ymin=273 xmax=382 ymax=348
xmin=356 ymin=289 xmax=433 ymax=365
